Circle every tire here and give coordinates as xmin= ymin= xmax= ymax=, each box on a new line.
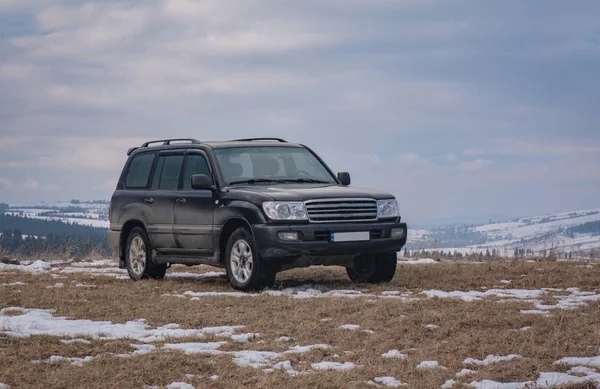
xmin=346 ymin=253 xmax=397 ymax=284
xmin=225 ymin=227 xmax=275 ymax=292
xmin=125 ymin=227 xmax=167 ymax=280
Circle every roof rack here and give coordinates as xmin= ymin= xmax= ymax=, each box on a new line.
xmin=141 ymin=138 xmax=201 ymax=147
xmin=127 ymin=138 xmax=201 ymax=155
xmin=232 ymin=138 xmax=288 ymax=143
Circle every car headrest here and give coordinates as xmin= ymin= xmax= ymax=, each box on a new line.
xmin=222 ymin=160 xmax=243 ymax=178
xmin=253 ymin=155 xmax=280 ymax=176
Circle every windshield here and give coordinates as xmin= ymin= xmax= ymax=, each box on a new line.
xmin=215 ymin=146 xmax=338 ymax=185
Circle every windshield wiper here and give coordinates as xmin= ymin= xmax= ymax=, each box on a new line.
xmin=229 ymin=178 xmax=289 ymax=185
xmin=284 ymin=178 xmax=331 ymax=184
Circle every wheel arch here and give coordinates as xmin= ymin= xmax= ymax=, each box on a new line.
xmin=219 ymin=217 xmax=253 ymax=264
xmin=119 ymin=219 xmax=149 ymax=267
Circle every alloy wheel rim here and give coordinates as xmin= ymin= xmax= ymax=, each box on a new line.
xmin=129 ymin=236 xmax=146 ymax=275
xmin=230 ymin=239 xmax=253 ymax=283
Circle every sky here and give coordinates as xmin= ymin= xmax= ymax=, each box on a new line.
xmin=1 ymin=0 xmax=599 ymax=225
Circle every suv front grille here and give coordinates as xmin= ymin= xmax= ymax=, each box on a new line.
xmin=304 ymin=198 xmax=378 ymax=223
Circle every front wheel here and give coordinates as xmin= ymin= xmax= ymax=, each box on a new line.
xmin=125 ymin=227 xmax=167 ymax=280
xmin=225 ymin=227 xmax=275 ymax=292
xmin=346 ymin=253 xmax=397 ymax=284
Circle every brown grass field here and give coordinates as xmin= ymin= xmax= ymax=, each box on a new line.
xmin=1 ymin=258 xmax=599 ymax=389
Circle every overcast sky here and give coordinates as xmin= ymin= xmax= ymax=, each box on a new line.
xmin=1 ymin=0 xmax=599 ymax=224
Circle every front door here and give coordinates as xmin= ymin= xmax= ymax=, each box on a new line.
xmin=141 ymin=152 xmax=185 ymax=252
xmin=173 ymin=152 xmax=216 ymax=256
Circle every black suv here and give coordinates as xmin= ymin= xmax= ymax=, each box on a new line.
xmin=108 ymin=138 xmax=407 ymax=291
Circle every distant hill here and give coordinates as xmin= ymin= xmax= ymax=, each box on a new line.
xmin=407 ymin=208 xmax=600 ymax=258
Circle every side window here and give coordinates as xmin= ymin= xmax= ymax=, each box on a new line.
xmin=150 ymin=155 xmax=184 ymax=190
xmin=124 ymin=153 xmax=156 ymax=189
xmin=183 ymin=154 xmax=211 ymax=190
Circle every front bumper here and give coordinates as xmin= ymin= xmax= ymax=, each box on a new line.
xmin=252 ymin=221 xmax=407 ymax=260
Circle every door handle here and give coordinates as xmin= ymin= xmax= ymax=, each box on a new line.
xmin=144 ymin=197 xmax=154 ymax=204
xmin=176 ymin=198 xmax=187 ymax=204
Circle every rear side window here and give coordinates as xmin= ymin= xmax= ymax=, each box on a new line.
xmin=183 ymin=154 xmax=211 ymax=190
xmin=124 ymin=153 xmax=156 ymax=189
xmin=151 ymin=155 xmax=184 ymax=190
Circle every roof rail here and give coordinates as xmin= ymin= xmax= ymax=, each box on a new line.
xmin=127 ymin=138 xmax=201 ymax=155
xmin=141 ymin=138 xmax=201 ymax=147
xmin=232 ymin=138 xmax=288 ymax=143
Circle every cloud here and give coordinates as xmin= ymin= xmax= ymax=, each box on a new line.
xmin=22 ymin=179 xmax=40 ymax=190
xmin=1 ymin=0 xmax=599 ymax=221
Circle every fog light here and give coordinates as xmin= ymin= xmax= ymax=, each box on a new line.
xmin=278 ymin=232 xmax=299 ymax=241
xmin=391 ymin=228 xmax=405 ymax=239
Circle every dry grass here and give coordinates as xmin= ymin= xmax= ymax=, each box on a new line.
xmin=1 ymin=259 xmax=599 ymax=389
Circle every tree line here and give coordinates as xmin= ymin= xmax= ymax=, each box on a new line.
xmin=0 ymin=213 xmax=110 ymax=258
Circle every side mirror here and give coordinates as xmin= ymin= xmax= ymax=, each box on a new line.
xmin=191 ymin=174 xmax=213 ymax=190
xmin=337 ymin=172 xmax=351 ymax=186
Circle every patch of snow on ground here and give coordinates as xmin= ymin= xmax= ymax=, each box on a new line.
xmin=231 ymin=333 xmax=262 ymax=342
xmin=373 ymin=376 xmax=407 ymax=387
xmin=0 ymin=260 xmax=51 ymax=273
xmin=556 ymin=355 xmax=600 ymax=368
xmin=60 ymin=338 xmax=91 ymax=345
xmin=74 ymin=283 xmax=96 ymax=288
xmin=163 ymin=342 xmax=227 ymax=355
xmin=0 ymin=384 xmax=9 ymax=389
xmin=499 ymin=280 xmax=512 ymax=284
xmin=416 ymin=361 xmax=446 ymax=370
xmin=399 ymin=258 xmax=438 ymax=264
xmin=469 ymin=368 xmax=600 ymax=388
xmin=46 ymin=283 xmax=64 ymax=288
xmin=441 ymin=379 xmax=456 ymax=388
xmin=277 ymin=336 xmax=293 ymax=342
xmin=0 ymin=282 xmax=25 ymax=286
xmin=340 ymin=324 xmax=361 ymax=330
xmin=311 ymin=361 xmax=357 ymax=371
xmin=0 ymin=307 xmax=246 ymax=342
xmin=33 ymin=355 xmax=96 ymax=366
xmin=463 ymin=354 xmax=521 ymax=366
xmin=382 ymin=350 xmax=407 ymax=359
xmin=285 ymin=344 xmax=331 ymax=354
xmin=165 ymin=271 xmax=225 ymax=280
xmin=424 ymin=324 xmax=439 ymax=329
xmin=456 ymin=368 xmax=476 ymax=377
xmin=210 ymin=375 xmax=218 ymax=380
xmin=166 ymin=383 xmax=195 ymax=389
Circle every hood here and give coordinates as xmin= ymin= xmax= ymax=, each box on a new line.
xmin=225 ymin=183 xmax=395 ymax=202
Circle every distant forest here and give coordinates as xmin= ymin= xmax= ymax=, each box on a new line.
xmin=0 ymin=213 xmax=110 ymax=258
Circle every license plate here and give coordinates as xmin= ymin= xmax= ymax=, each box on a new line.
xmin=331 ymin=231 xmax=370 ymax=242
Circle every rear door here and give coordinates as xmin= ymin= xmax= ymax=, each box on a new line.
xmin=141 ymin=151 xmax=185 ymax=252
xmin=173 ymin=151 xmax=216 ymax=255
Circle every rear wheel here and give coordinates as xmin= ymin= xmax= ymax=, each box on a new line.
xmin=346 ymin=253 xmax=397 ymax=283
xmin=125 ymin=227 xmax=167 ymax=280
xmin=225 ymin=227 xmax=275 ymax=291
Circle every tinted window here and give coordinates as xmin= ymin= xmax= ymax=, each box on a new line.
xmin=151 ymin=155 xmax=184 ymax=190
xmin=183 ymin=154 xmax=211 ymax=190
xmin=125 ymin=153 xmax=156 ymax=189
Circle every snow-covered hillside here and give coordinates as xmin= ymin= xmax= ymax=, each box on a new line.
xmin=5 ymin=201 xmax=109 ymax=229
xmin=408 ymin=208 xmax=600 ymax=258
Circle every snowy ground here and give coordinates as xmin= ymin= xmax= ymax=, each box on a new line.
xmin=1 ymin=257 xmax=599 ymax=389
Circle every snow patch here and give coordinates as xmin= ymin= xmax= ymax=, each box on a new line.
xmin=340 ymin=324 xmax=361 ymax=330
xmin=372 ymin=376 xmax=407 ymax=387
xmin=463 ymin=354 xmax=522 ymax=366
xmin=441 ymin=379 xmax=456 ymax=388
xmin=311 ymin=361 xmax=357 ymax=371
xmin=166 ymin=383 xmax=195 ymax=389
xmin=416 ymin=360 xmax=446 ymax=370
xmin=382 ymin=350 xmax=407 ymax=359
xmin=0 ymin=282 xmax=25 ymax=286
xmin=0 ymin=307 xmax=245 ymax=342
xmin=60 ymin=338 xmax=91 ymax=345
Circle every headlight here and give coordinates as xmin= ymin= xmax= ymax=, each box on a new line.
xmin=377 ymin=199 xmax=400 ymax=218
xmin=262 ymin=202 xmax=308 ymax=221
